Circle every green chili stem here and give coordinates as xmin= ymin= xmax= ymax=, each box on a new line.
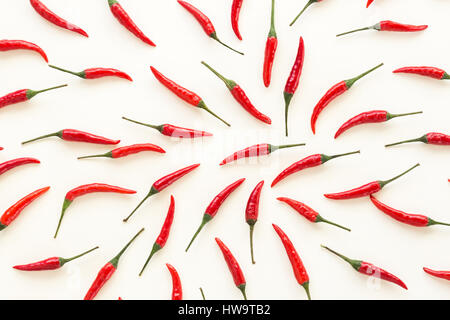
xmin=110 ymin=228 xmax=145 ymax=268
xmin=290 ymin=0 xmax=315 ymax=26
xmin=385 ymin=135 xmax=427 ymax=147
xmin=49 ymin=65 xmax=84 ymax=78
xmin=210 ymin=33 xmax=244 ymax=55
xmin=201 ymin=61 xmax=235 ymax=90
xmin=139 ymin=243 xmax=161 ymax=276
xmin=336 ymin=27 xmax=371 ymax=37
xmin=345 ymin=63 xmax=384 ymax=88
xmin=22 ymin=131 xmax=62 ymax=145
xmin=249 ymin=224 xmax=255 ymax=264
xmin=379 ymin=163 xmax=420 ymax=188
xmin=317 ymin=216 xmax=351 ymax=232
xmin=61 ymin=246 xmax=99 ymax=265
xmin=122 ymin=117 xmax=162 ymax=131
xmin=200 ymin=288 xmax=206 ymax=300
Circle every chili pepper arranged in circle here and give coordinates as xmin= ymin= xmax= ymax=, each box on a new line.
xmin=215 ymin=237 xmax=247 ymax=300
xmin=0 ymin=158 xmax=40 ymax=177
xmin=54 ymin=184 xmax=136 ymax=238
xmin=337 ymin=21 xmax=428 ymax=37
xmin=186 ymin=178 xmax=245 ymax=252
xmin=84 ymin=228 xmax=145 ymax=300
xmin=334 ymin=110 xmax=423 ymax=139
xmin=108 ymin=0 xmax=155 ymax=46
xmin=393 ymin=66 xmax=450 ymax=80
xmin=231 ymin=0 xmax=244 ymax=40
xmin=246 ymin=181 xmax=264 ymax=264
xmin=324 ymin=163 xmax=420 ymax=200
xmin=78 ymin=143 xmax=165 ymax=160
xmin=13 ymin=246 xmax=98 ymax=271
xmin=0 ymin=84 xmax=67 ymax=110
xmin=150 ymin=66 xmax=229 ymax=126
xmin=178 ymin=0 xmax=243 ymax=55
xmin=423 ymin=268 xmax=450 ymax=281
xmin=0 ymin=186 xmax=49 ymax=231
xmin=202 ymin=61 xmax=272 ymax=125
xmin=124 ymin=164 xmax=200 ymax=222
xmin=167 ymin=264 xmax=182 ymax=300
xmin=49 ymin=65 xmax=132 ymax=81
xmin=290 ymin=0 xmax=322 ymax=27
xmin=386 ymin=132 xmax=450 ymax=148
xmin=0 ymin=40 xmax=48 ymax=62
xmin=272 ymin=224 xmax=311 ymax=300
xmin=271 ymin=150 xmax=360 ymax=187
xmin=22 ymin=129 xmax=120 ymax=145
xmin=366 ymin=0 xmax=375 ymax=8
xmin=321 ymin=245 xmax=408 ymax=289
xmin=30 ymin=0 xmax=88 ymax=37
xmin=220 ymin=143 xmax=305 ymax=166
xmin=278 ymin=197 xmax=351 ymax=231
xmin=284 ymin=36 xmax=305 ymax=136
xmin=139 ymin=196 xmax=175 ymax=276
xmin=263 ymin=0 xmax=277 ymax=88
xmin=370 ymin=195 xmax=450 ymax=227
xmin=311 ymin=63 xmax=383 ymax=134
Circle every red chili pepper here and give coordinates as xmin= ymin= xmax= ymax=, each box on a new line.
xmin=13 ymin=246 xmax=98 ymax=271
xmin=78 ymin=143 xmax=165 ymax=160
xmin=423 ymin=267 xmax=450 ymax=281
xmin=393 ymin=66 xmax=450 ymax=80
xmin=366 ymin=0 xmax=375 ymax=7
xmin=124 ymin=164 xmax=200 ymax=222
xmin=311 ymin=63 xmax=383 ymax=134
xmin=0 ymin=40 xmax=48 ymax=62
xmin=202 ymin=61 xmax=272 ymax=125
xmin=49 ymin=65 xmax=132 ymax=81
xmin=215 ymin=237 xmax=247 ymax=300
xmin=246 ymin=181 xmax=264 ymax=264
xmin=278 ymin=197 xmax=351 ymax=231
xmin=0 ymin=157 xmax=40 ymax=177
xmin=290 ymin=0 xmax=323 ymax=26
xmin=84 ymin=228 xmax=144 ymax=300
xmin=284 ymin=36 xmax=305 ymax=136
xmin=54 ymin=184 xmax=136 ymax=238
xmin=166 ymin=264 xmax=182 ymax=300
xmin=0 ymin=186 xmax=49 ymax=231
xmin=334 ymin=110 xmax=423 ymax=139
xmin=150 ymin=66 xmax=229 ymax=126
xmin=271 ymin=150 xmax=360 ymax=187
xmin=272 ymin=224 xmax=311 ymax=300
xmin=324 ymin=163 xmax=419 ymax=200
xmin=0 ymin=84 xmax=67 ymax=110
xmin=386 ymin=132 xmax=450 ymax=147
xmin=231 ymin=0 xmax=244 ymax=40
xmin=263 ymin=0 xmax=277 ymax=88
xmin=321 ymin=245 xmax=407 ymax=289
xmin=337 ymin=21 xmax=428 ymax=37
xmin=178 ymin=0 xmax=243 ymax=55
xmin=220 ymin=143 xmax=305 ymax=166
xmin=22 ymin=129 xmax=120 ymax=145
xmin=30 ymin=0 xmax=88 ymax=37
xmin=186 ymin=178 xmax=245 ymax=252
xmin=139 ymin=196 xmax=175 ymax=276
xmin=108 ymin=0 xmax=155 ymax=46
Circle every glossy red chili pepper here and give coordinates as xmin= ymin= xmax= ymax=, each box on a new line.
xmin=215 ymin=237 xmax=247 ymax=300
xmin=0 ymin=84 xmax=67 ymax=109
xmin=284 ymin=36 xmax=305 ymax=136
xmin=139 ymin=196 xmax=175 ymax=276
xmin=124 ymin=164 xmax=200 ymax=222
xmin=278 ymin=197 xmax=350 ymax=231
xmin=0 ymin=186 xmax=49 ymax=231
xmin=0 ymin=147 xmax=3 ymax=151
xmin=13 ymin=246 xmax=98 ymax=271
xmin=231 ymin=0 xmax=244 ymax=40
xmin=78 ymin=143 xmax=165 ymax=160
xmin=311 ymin=63 xmax=383 ymax=134
xmin=0 ymin=40 xmax=48 ymax=62
xmin=178 ymin=0 xmax=243 ymax=55
xmin=108 ymin=0 xmax=155 ymax=46
xmin=272 ymin=224 xmax=311 ymax=299
xmin=321 ymin=245 xmax=407 ymax=289
xmin=54 ymin=184 xmax=136 ymax=238
xmin=263 ymin=0 xmax=277 ymax=88
xmin=186 ymin=178 xmax=245 ymax=252
xmin=202 ymin=61 xmax=272 ymax=125
xmin=166 ymin=264 xmax=182 ymax=300
xmin=271 ymin=150 xmax=360 ymax=187
xmin=22 ymin=129 xmax=120 ymax=145
xmin=0 ymin=158 xmax=40 ymax=177
xmin=393 ymin=66 xmax=450 ymax=80
xmin=324 ymin=163 xmax=419 ymax=200
xmin=49 ymin=65 xmax=132 ymax=81
xmin=335 ymin=110 xmax=423 ymax=139
xmin=84 ymin=228 xmax=144 ymax=300
xmin=386 ymin=132 xmax=450 ymax=147
xmin=290 ymin=0 xmax=323 ymax=26
xmin=367 ymin=0 xmax=375 ymax=7
xmin=337 ymin=21 xmax=428 ymax=37
xmin=423 ymin=267 xmax=450 ymax=281
xmin=246 ymin=181 xmax=264 ymax=264
xmin=220 ymin=143 xmax=305 ymax=166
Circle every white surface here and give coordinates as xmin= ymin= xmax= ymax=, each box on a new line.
xmin=0 ymin=0 xmax=449 ymax=300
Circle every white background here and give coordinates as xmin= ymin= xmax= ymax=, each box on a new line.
xmin=0 ymin=0 xmax=449 ymax=300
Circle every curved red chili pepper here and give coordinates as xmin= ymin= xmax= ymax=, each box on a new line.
xmin=0 ymin=40 xmax=48 ymax=62
xmin=0 ymin=186 xmax=49 ymax=230
xmin=324 ymin=163 xmax=420 ymax=200
xmin=246 ymin=181 xmax=264 ymax=264
xmin=321 ymin=245 xmax=407 ymax=289
xmin=366 ymin=0 xmax=375 ymax=7
xmin=186 ymin=178 xmax=245 ymax=252
xmin=337 ymin=21 xmax=428 ymax=37
xmin=215 ymin=237 xmax=247 ymax=300
xmin=139 ymin=196 xmax=175 ymax=276
xmin=393 ymin=66 xmax=450 ymax=80
xmin=84 ymin=228 xmax=144 ymax=300
xmin=272 ymin=224 xmax=311 ymax=299
xmin=0 ymin=157 xmax=40 ymax=177
xmin=49 ymin=65 xmax=132 ymax=81
xmin=290 ymin=0 xmax=323 ymax=26
xmin=231 ymin=0 xmax=244 ymax=40
xmin=78 ymin=143 xmax=165 ymax=160
xmin=124 ymin=164 xmax=200 ymax=222
xmin=178 ymin=0 xmax=243 ymax=55
xmin=202 ymin=61 xmax=272 ymax=125
xmin=0 ymin=84 xmax=67 ymax=109
xmin=311 ymin=63 xmax=383 ymax=134
xmin=271 ymin=150 xmax=360 ymax=187
xmin=334 ymin=110 xmax=423 ymax=139
xmin=386 ymin=132 xmax=450 ymax=147
xmin=263 ymin=0 xmax=277 ymax=88
xmin=54 ymin=184 xmax=136 ymax=238
xmin=108 ymin=0 xmax=155 ymax=46
xmin=166 ymin=264 xmax=183 ymax=300
xmin=423 ymin=267 xmax=450 ymax=281
xmin=22 ymin=129 xmax=120 ymax=145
